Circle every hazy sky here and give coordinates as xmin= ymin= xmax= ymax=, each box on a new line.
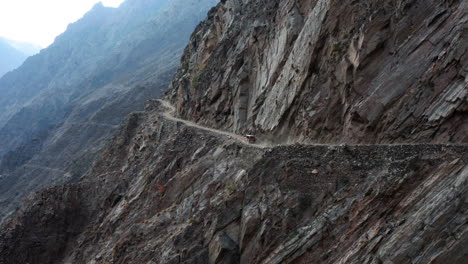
xmin=0 ymin=0 xmax=125 ymax=47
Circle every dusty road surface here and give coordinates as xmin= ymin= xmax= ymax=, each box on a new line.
xmin=158 ymin=99 xmax=268 ymax=148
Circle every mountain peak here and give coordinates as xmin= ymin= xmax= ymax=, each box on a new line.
xmin=92 ymin=1 xmax=105 ymax=9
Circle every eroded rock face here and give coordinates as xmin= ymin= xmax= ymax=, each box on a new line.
xmin=1 ymin=1 xmax=467 ymax=263
xmin=168 ymin=0 xmax=467 ymax=144
xmin=0 ymin=102 xmax=466 ymax=263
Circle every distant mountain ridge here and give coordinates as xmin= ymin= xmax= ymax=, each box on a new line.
xmin=0 ymin=38 xmax=40 ymax=78
xmin=0 ymin=0 xmax=218 ymax=223
xmin=2 ymin=38 xmax=42 ymax=56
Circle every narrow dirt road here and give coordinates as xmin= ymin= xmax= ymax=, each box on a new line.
xmin=158 ymin=100 xmax=466 ymax=150
xmin=158 ymin=100 xmax=267 ymax=148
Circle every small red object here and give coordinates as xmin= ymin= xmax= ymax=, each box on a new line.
xmin=156 ymin=184 xmax=165 ymax=191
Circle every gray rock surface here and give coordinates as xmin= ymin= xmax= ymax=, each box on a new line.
xmin=0 ymin=101 xmax=466 ymax=263
xmin=0 ymin=0 xmax=467 ymax=263
xmin=168 ymin=0 xmax=467 ymax=144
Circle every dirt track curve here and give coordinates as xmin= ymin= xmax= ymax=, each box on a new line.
xmin=158 ymin=99 xmax=268 ymax=148
xmin=157 ymin=100 xmax=468 ymax=150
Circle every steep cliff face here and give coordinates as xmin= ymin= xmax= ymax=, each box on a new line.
xmin=0 ymin=0 xmax=467 ymax=263
xmin=168 ymin=0 xmax=467 ymax=144
xmin=0 ymin=0 xmax=217 ymax=223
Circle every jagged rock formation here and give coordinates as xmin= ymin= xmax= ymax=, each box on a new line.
xmin=168 ymin=0 xmax=467 ymax=144
xmin=0 ymin=0 xmax=217 ymax=223
xmin=0 ymin=0 xmax=467 ymax=263
xmin=0 ymin=101 xmax=466 ymax=264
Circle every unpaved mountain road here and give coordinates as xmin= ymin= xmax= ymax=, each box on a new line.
xmin=157 ymin=99 xmax=468 ymax=149
xmin=158 ymin=99 xmax=269 ymax=148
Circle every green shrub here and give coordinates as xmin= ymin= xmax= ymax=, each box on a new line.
xmin=226 ymin=181 xmax=238 ymax=194
xmin=182 ymin=61 xmax=189 ymax=71
xmin=191 ymin=74 xmax=200 ymax=89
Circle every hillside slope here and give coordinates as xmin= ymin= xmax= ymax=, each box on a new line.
xmin=1 ymin=101 xmax=466 ymax=264
xmin=0 ymin=0 xmax=217 ymax=223
xmin=0 ymin=0 xmax=466 ymax=263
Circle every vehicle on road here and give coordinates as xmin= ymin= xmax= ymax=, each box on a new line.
xmin=245 ymin=135 xmax=256 ymax=144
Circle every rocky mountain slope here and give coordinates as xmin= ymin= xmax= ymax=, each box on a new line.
xmin=168 ymin=0 xmax=467 ymax=144
xmin=0 ymin=0 xmax=467 ymax=263
xmin=1 ymin=101 xmax=466 ymax=264
xmin=0 ymin=0 xmax=217 ymax=223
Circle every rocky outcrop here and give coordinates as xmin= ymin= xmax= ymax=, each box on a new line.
xmin=0 ymin=0 xmax=217 ymax=223
xmin=0 ymin=0 xmax=467 ymax=263
xmin=168 ymin=0 xmax=467 ymax=144
xmin=0 ymin=101 xmax=466 ymax=263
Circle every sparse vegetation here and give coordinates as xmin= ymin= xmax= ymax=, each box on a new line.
xmin=182 ymin=61 xmax=189 ymax=71
xmin=197 ymin=63 xmax=206 ymax=72
xmin=190 ymin=63 xmax=207 ymax=89
xmin=331 ymin=41 xmax=346 ymax=56
xmin=191 ymin=73 xmax=201 ymax=89
xmin=226 ymin=181 xmax=238 ymax=194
